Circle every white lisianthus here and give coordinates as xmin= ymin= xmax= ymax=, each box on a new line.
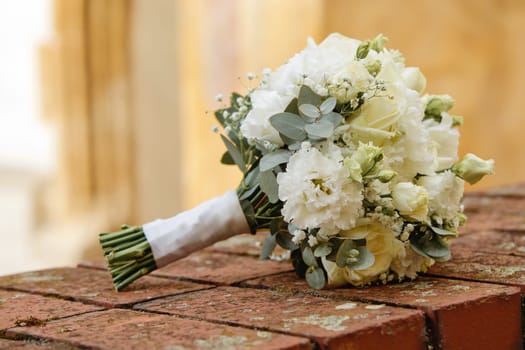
xmin=425 ymin=112 xmax=459 ymax=170
xmin=402 ymin=67 xmax=426 ymax=94
xmin=418 ymin=171 xmax=464 ymax=221
xmin=391 ymin=182 xmax=429 ymax=222
xmin=277 ymin=142 xmax=363 ymax=231
xmin=240 ymin=90 xmax=291 ymax=146
xmin=322 ymin=220 xmax=403 ymax=286
xmin=452 ymin=153 xmax=495 ymax=185
xmin=390 ymin=243 xmax=434 ymax=280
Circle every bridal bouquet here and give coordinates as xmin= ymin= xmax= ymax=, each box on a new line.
xmin=100 ymin=33 xmax=494 ymax=291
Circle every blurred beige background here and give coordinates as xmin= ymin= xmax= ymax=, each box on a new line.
xmin=1 ymin=0 xmax=524 ymax=274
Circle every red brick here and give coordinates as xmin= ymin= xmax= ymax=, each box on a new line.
xmin=136 ymin=286 xmax=426 ymax=350
xmin=243 ymin=273 xmax=522 ymax=350
xmin=461 ymin=195 xmax=525 ymax=233
xmin=0 ymin=267 xmax=211 ymax=308
xmin=452 ymin=229 xmax=525 ymax=257
xmin=152 ymin=251 xmax=293 ymax=285
xmin=0 ymin=339 xmax=80 ymax=349
xmin=427 ymin=248 xmax=525 ymax=292
xmin=7 ymin=309 xmax=311 ymax=350
xmin=0 ymin=290 xmax=101 ymax=331
xmin=479 ymin=182 xmax=525 ymax=198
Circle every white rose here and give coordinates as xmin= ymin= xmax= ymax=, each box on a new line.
xmin=391 ymin=182 xmax=429 ymax=222
xmin=322 ymin=220 xmax=403 ymax=287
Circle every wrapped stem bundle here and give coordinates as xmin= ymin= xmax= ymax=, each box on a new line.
xmin=100 ymin=33 xmax=494 ymax=291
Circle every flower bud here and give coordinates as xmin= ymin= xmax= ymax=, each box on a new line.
xmin=402 ymin=67 xmax=426 ymax=94
xmin=376 ymin=169 xmax=396 ymax=183
xmin=452 ymin=153 xmax=495 ymax=184
xmin=350 ymin=142 xmax=383 ymax=176
xmin=392 ymin=182 xmax=429 ymax=222
xmin=424 ymin=94 xmax=454 ymax=118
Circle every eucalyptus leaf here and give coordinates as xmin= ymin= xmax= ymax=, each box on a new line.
xmin=299 ymin=104 xmax=320 ymax=120
xmin=238 ymin=184 xmax=258 ymax=201
xmin=335 ymin=239 xmax=356 ymax=268
xmin=284 ymin=97 xmax=299 ymax=115
xmin=220 ymin=151 xmax=235 ymax=165
xmin=430 ymin=226 xmax=457 ymax=237
xmin=323 ymin=112 xmax=344 ymax=128
xmin=314 ymin=243 xmax=332 ymax=258
xmin=298 ymin=85 xmax=321 ymax=106
xmin=301 ymin=246 xmax=318 ymax=267
xmin=259 ymin=170 xmax=279 ymax=203
xmin=243 ymin=166 xmax=260 ymax=188
xmin=288 ymin=142 xmax=302 ymax=151
xmin=305 ymin=266 xmax=326 ymax=290
xmin=410 ymin=231 xmax=451 ymax=261
xmin=320 ymin=97 xmax=337 ymax=114
xmin=270 ymin=113 xmax=307 ymax=141
xmin=260 ymin=150 xmax=292 ymax=172
xmin=260 ymin=233 xmax=277 ymax=260
xmin=220 ymin=135 xmax=244 ymax=172
xmin=348 ymin=246 xmax=375 ymax=270
xmin=305 ymin=119 xmax=335 ymax=139
xmin=276 ymin=232 xmax=298 ymax=251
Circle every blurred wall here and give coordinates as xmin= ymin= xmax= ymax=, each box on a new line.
xmin=36 ymin=0 xmax=525 ymax=262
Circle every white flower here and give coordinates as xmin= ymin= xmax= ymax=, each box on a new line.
xmin=240 ymin=90 xmax=291 ymax=146
xmin=277 ymin=142 xmax=363 ymax=231
xmin=391 ymin=182 xmax=429 ymax=222
xmin=322 ymin=220 xmax=403 ymax=286
xmin=291 ymin=230 xmax=306 ymax=245
xmin=418 ymin=171 xmax=464 ymax=221
xmin=402 ymin=67 xmax=426 ymax=94
xmin=452 ymin=153 xmax=495 ymax=185
xmin=308 ymin=235 xmax=318 ymax=247
xmin=424 ymin=112 xmax=459 ymax=170
xmin=390 ymin=243 xmax=434 ymax=280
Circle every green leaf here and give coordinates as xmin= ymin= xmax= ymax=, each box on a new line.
xmin=288 ymin=142 xmax=302 ymax=151
xmin=259 ymin=170 xmax=279 ymax=203
xmin=305 ymin=119 xmax=334 ymax=139
xmin=260 ymin=150 xmax=292 ymax=172
xmin=305 ymin=266 xmax=326 ymax=290
xmin=298 ymin=85 xmax=321 ymax=106
xmin=336 ymin=239 xmax=355 ymax=268
xmin=220 ymin=151 xmax=235 ymax=165
xmin=299 ymin=104 xmax=320 ymax=120
xmin=276 ymin=232 xmax=298 ymax=251
xmin=220 ymin=135 xmax=244 ymax=172
xmin=301 ymin=246 xmax=318 ymax=267
xmin=323 ymin=112 xmax=344 ymax=128
xmin=348 ymin=246 xmax=375 ymax=270
xmin=320 ymin=97 xmax=337 ymax=115
xmin=260 ymin=233 xmax=277 ymax=260
xmin=314 ymin=243 xmax=332 ymax=258
xmin=270 ymin=113 xmax=307 ymax=141
xmin=430 ymin=226 xmax=457 ymax=237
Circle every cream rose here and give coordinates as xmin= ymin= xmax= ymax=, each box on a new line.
xmin=391 ymin=182 xmax=429 ymax=222
xmin=322 ymin=220 xmax=403 ymax=287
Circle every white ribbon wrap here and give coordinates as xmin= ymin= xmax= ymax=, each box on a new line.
xmin=143 ymin=190 xmax=250 ymax=268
